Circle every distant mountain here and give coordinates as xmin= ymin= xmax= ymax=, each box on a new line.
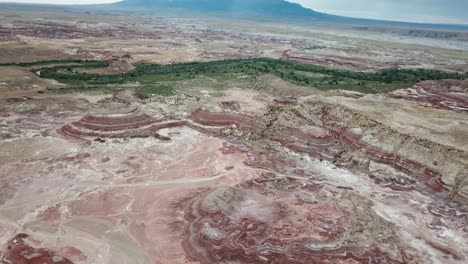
xmin=0 ymin=0 xmax=466 ymax=32
xmin=114 ymin=0 xmax=468 ymax=31
xmin=116 ymin=0 xmax=329 ymax=20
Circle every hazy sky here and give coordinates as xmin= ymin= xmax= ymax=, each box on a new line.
xmin=292 ymin=0 xmax=468 ymax=24
xmin=1 ymin=0 xmax=467 ymax=24
xmin=0 ymin=0 xmax=117 ymax=4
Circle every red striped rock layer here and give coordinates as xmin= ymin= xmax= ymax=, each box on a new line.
xmin=428 ymin=202 xmax=468 ymax=234
xmin=266 ymin=124 xmax=341 ymax=162
xmin=183 ymin=185 xmax=404 ymax=264
xmin=2 ymin=234 xmax=73 ymax=264
xmin=59 ymin=109 xmax=185 ymax=140
xmin=189 ymin=105 xmax=453 ymax=195
xmin=390 ymin=80 xmax=468 ymax=113
xmin=191 ymin=107 xmax=251 ymax=127
xmin=337 ymin=129 xmax=446 ymax=192
xmin=191 ymin=108 xmax=339 ymax=161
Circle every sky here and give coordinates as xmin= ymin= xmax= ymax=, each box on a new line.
xmin=1 ymin=0 xmax=467 ymax=24
xmin=291 ymin=0 xmax=468 ymax=24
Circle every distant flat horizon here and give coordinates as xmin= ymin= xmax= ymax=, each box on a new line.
xmin=0 ymin=0 xmax=467 ymax=25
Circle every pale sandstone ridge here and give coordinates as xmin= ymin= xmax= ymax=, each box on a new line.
xmin=391 ymin=79 xmax=468 ymax=113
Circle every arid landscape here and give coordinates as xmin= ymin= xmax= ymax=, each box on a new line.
xmin=0 ymin=2 xmax=468 ymax=264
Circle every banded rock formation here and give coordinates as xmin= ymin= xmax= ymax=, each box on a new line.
xmin=390 ymin=80 xmax=468 ymax=113
xmin=190 ymin=102 xmax=468 ymax=201
xmin=59 ymin=107 xmax=185 ymax=141
xmin=183 ymin=183 xmax=407 ymax=263
xmin=191 ymin=107 xmax=252 ymax=127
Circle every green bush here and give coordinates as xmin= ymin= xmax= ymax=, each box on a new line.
xmin=33 ymin=58 xmax=467 ymax=94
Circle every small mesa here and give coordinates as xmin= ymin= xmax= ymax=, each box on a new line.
xmin=58 ymin=107 xmax=185 ymax=141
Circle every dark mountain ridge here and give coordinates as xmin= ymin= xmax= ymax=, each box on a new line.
xmin=0 ymin=0 xmax=466 ymax=32
xmin=115 ymin=0 xmax=468 ymax=32
xmin=117 ymin=0 xmax=329 ymax=20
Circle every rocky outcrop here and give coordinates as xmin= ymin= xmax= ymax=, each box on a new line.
xmin=219 ymin=101 xmax=241 ymax=111
xmin=105 ymin=54 xmax=135 ymax=74
xmin=390 ymin=80 xmax=468 ymax=113
xmin=274 ymin=96 xmax=299 ymax=105
xmin=1 ymin=234 xmax=73 ymax=264
xmin=59 ymin=108 xmax=185 ymax=141
xmin=191 ymin=107 xmax=251 ymax=127
xmin=190 ymin=102 xmax=468 ymax=200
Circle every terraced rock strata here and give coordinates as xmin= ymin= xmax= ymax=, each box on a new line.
xmin=59 ymin=107 xmax=185 ymax=141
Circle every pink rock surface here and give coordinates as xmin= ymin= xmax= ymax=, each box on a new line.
xmin=0 ymin=104 xmax=467 ymax=264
